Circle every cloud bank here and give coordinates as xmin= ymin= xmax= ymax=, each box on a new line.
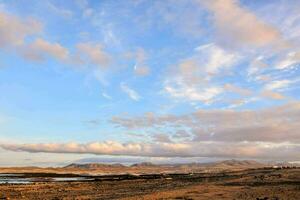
xmin=1 ymin=141 xmax=299 ymax=160
xmin=111 ymin=102 xmax=300 ymax=143
xmin=2 ymin=102 xmax=300 ymax=160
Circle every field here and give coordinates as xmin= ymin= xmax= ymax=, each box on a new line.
xmin=0 ymin=167 xmax=299 ymax=200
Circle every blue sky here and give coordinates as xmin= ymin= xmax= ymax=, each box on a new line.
xmin=0 ymin=0 xmax=300 ymax=166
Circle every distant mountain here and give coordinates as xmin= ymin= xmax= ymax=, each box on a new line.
xmin=64 ymin=163 xmax=125 ymax=169
xmin=131 ymin=162 xmax=156 ymax=167
xmin=64 ymin=159 xmax=266 ymax=170
xmin=213 ymin=159 xmax=265 ymax=168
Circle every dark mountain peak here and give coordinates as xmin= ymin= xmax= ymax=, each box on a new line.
xmin=217 ymin=159 xmax=263 ymax=166
xmin=131 ymin=162 xmax=156 ymax=167
xmin=64 ymin=163 xmax=125 ymax=169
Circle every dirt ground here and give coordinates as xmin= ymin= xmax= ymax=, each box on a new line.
xmin=0 ymin=168 xmax=299 ymax=200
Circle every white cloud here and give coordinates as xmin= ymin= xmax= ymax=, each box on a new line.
xmin=247 ymin=56 xmax=267 ymax=76
xmin=275 ymin=51 xmax=300 ymax=70
xmin=164 ymin=82 xmax=223 ymax=104
xmin=264 ymin=80 xmax=291 ymax=91
xmin=226 ymin=98 xmax=258 ymax=109
xmin=120 ymin=83 xmax=141 ymax=101
xmin=164 ymin=43 xmax=238 ymax=104
xmin=102 ymin=92 xmax=112 ymax=100
xmin=195 ymin=43 xmax=239 ymax=74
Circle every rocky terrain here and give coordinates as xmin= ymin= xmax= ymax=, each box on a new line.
xmin=0 ymin=167 xmax=299 ymax=199
xmin=0 ymin=160 xmax=299 ymax=199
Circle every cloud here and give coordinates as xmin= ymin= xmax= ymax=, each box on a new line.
xmin=173 ymin=130 xmax=191 ymax=139
xmin=275 ymin=51 xmax=300 ymax=70
xmin=1 ymin=141 xmax=299 ymax=160
xmin=200 ymin=0 xmax=282 ymax=48
xmin=264 ymin=80 xmax=291 ymax=91
xmin=102 ymin=92 xmax=112 ymax=100
xmin=152 ymin=133 xmax=172 ymax=143
xmin=120 ymin=82 xmax=141 ymax=101
xmin=21 ymin=38 xmax=69 ymax=62
xmin=247 ymin=56 xmax=268 ymax=76
xmin=163 ymin=43 xmax=238 ymax=104
xmin=195 ymin=43 xmax=239 ymax=75
xmin=75 ymin=0 xmax=93 ymax=19
xmin=226 ymin=98 xmax=258 ymax=109
xmin=224 ymin=84 xmax=252 ymax=96
xmin=134 ymin=0 xmax=204 ymax=38
xmin=0 ymin=12 xmax=42 ymax=48
xmin=164 ymin=83 xmax=223 ymax=104
xmin=47 ymin=2 xmax=73 ymax=19
xmin=261 ymin=90 xmax=286 ymax=100
xmin=75 ymin=42 xmax=111 ymax=68
xmin=0 ymin=12 xmax=69 ymax=63
xmin=83 ymin=119 xmax=101 ymax=126
xmin=0 ymin=12 xmax=112 ymax=81
xmin=111 ymin=102 xmax=300 ymax=143
xmin=134 ymin=64 xmax=150 ymax=76
xmin=127 ymin=48 xmax=151 ymax=76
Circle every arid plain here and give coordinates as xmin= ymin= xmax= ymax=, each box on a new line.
xmin=0 ymin=160 xmax=299 ymax=200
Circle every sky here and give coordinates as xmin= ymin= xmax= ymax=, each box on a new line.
xmin=0 ymin=0 xmax=300 ymax=166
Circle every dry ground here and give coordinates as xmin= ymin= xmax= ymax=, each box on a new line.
xmin=0 ymin=168 xmax=299 ymax=200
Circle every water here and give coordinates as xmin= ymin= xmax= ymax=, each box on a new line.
xmin=0 ymin=173 xmax=23 ymax=177
xmin=0 ymin=173 xmax=93 ymax=184
xmin=0 ymin=179 xmax=31 ymax=184
xmin=52 ymin=177 xmax=93 ymax=181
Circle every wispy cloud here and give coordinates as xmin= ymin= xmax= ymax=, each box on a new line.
xmin=260 ymin=90 xmax=286 ymax=100
xmin=275 ymin=51 xmax=300 ymax=70
xmin=102 ymin=92 xmax=112 ymax=100
xmin=134 ymin=64 xmax=150 ymax=76
xmin=164 ymin=83 xmax=223 ymax=104
xmin=126 ymin=48 xmax=151 ymax=76
xmin=163 ymin=43 xmax=239 ymax=104
xmin=264 ymin=80 xmax=292 ymax=91
xmin=224 ymin=84 xmax=252 ymax=96
xmin=120 ymin=82 xmax=141 ymax=101
xmin=194 ymin=43 xmax=239 ymax=74
xmin=47 ymin=2 xmax=73 ymax=19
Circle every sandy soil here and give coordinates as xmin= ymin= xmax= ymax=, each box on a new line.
xmin=0 ymin=168 xmax=299 ymax=200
